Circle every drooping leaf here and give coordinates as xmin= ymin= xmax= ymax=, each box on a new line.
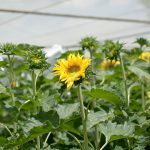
xmin=84 ymin=89 xmax=122 ymax=105
xmin=56 ymin=103 xmax=79 ymax=119
xmin=128 ymin=66 xmax=150 ymax=80
xmin=99 ymin=121 xmax=134 ymax=142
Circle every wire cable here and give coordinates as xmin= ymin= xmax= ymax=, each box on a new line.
xmin=0 ymin=8 xmax=150 ymax=24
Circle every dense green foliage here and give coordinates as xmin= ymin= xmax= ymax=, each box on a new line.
xmin=0 ymin=37 xmax=150 ymax=150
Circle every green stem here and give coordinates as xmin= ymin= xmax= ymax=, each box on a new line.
xmin=7 ymin=55 xmax=15 ymax=106
xmin=36 ymin=136 xmax=40 ymax=150
xmin=127 ymin=138 xmax=131 ymax=150
xmin=7 ymin=55 xmax=17 ymax=136
xmin=141 ymin=81 xmax=145 ymax=111
xmin=32 ymin=70 xmax=36 ymax=98
xmin=78 ymin=84 xmax=88 ymax=150
xmin=43 ymin=132 xmax=51 ymax=148
xmin=90 ymin=51 xmax=96 ymax=89
xmin=0 ymin=122 xmax=13 ymax=137
xmin=119 ymin=53 xmax=128 ymax=106
xmin=32 ymin=70 xmax=40 ymax=150
xmin=90 ymin=51 xmax=100 ymax=150
xmin=99 ymin=140 xmax=108 ymax=150
xmin=95 ymin=125 xmax=99 ymax=150
xmin=66 ymin=132 xmax=83 ymax=150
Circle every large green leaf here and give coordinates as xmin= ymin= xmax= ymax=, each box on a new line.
xmin=5 ymin=121 xmax=53 ymax=149
xmin=84 ymin=89 xmax=122 ymax=105
xmin=37 ymin=110 xmax=60 ymax=128
xmin=56 ymin=103 xmax=79 ymax=119
xmin=87 ymin=110 xmax=113 ymax=130
xmin=99 ymin=121 xmax=135 ymax=142
xmin=128 ymin=66 xmax=150 ymax=80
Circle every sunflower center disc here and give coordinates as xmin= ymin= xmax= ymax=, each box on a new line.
xmin=68 ymin=65 xmax=80 ymax=73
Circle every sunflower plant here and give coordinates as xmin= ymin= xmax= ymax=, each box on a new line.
xmin=0 ymin=37 xmax=150 ymax=150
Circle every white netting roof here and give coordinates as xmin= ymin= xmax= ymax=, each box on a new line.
xmin=0 ymin=0 xmax=150 ymax=48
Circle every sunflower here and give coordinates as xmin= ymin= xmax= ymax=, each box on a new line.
xmin=100 ymin=59 xmax=120 ymax=70
xmin=139 ymin=52 xmax=150 ymax=63
xmin=53 ymin=53 xmax=91 ymax=89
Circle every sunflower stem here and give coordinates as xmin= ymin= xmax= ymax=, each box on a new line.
xmin=78 ymin=84 xmax=89 ymax=150
xmin=7 ymin=55 xmax=17 ymax=136
xmin=141 ymin=81 xmax=145 ymax=111
xmin=31 ymin=70 xmax=40 ymax=150
xmin=119 ymin=53 xmax=128 ymax=107
xmin=90 ymin=51 xmax=100 ymax=150
xmin=7 ymin=55 xmax=15 ymax=106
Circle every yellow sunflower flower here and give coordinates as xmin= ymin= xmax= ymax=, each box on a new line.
xmin=53 ymin=53 xmax=91 ymax=89
xmin=139 ymin=52 xmax=150 ymax=63
xmin=100 ymin=59 xmax=120 ymax=70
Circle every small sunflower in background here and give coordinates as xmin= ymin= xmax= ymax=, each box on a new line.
xmin=147 ymin=91 xmax=150 ymax=103
xmin=139 ymin=51 xmax=150 ymax=63
xmin=147 ymin=91 xmax=150 ymax=98
xmin=100 ymin=59 xmax=120 ymax=70
xmin=53 ymin=53 xmax=91 ymax=89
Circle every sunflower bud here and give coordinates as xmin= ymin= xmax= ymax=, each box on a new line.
xmin=136 ymin=37 xmax=149 ymax=48
xmin=26 ymin=48 xmax=50 ymax=70
xmin=102 ymin=40 xmax=123 ymax=61
xmin=80 ymin=36 xmax=99 ymax=52
xmin=0 ymin=43 xmax=17 ymax=55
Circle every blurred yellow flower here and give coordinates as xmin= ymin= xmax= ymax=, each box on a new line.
xmin=53 ymin=53 xmax=91 ymax=89
xmin=100 ymin=59 xmax=120 ymax=70
xmin=139 ymin=52 xmax=150 ymax=63
xmin=147 ymin=91 xmax=150 ymax=99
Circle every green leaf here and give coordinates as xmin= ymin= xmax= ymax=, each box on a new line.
xmin=0 ymin=137 xmax=7 ymax=146
xmin=37 ymin=110 xmax=60 ymax=128
xmin=0 ymin=84 xmax=6 ymax=94
xmin=128 ymin=66 xmax=150 ymax=80
xmin=84 ymin=89 xmax=122 ymax=105
xmin=99 ymin=121 xmax=134 ymax=142
xmin=87 ymin=110 xmax=113 ymax=130
xmin=114 ymin=145 xmax=124 ymax=150
xmin=62 ymin=117 xmax=81 ymax=135
xmin=5 ymin=121 xmax=53 ymax=149
xmin=0 ymin=61 xmax=7 ymax=67
xmin=56 ymin=103 xmax=79 ymax=119
xmin=21 ymin=117 xmax=42 ymax=133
